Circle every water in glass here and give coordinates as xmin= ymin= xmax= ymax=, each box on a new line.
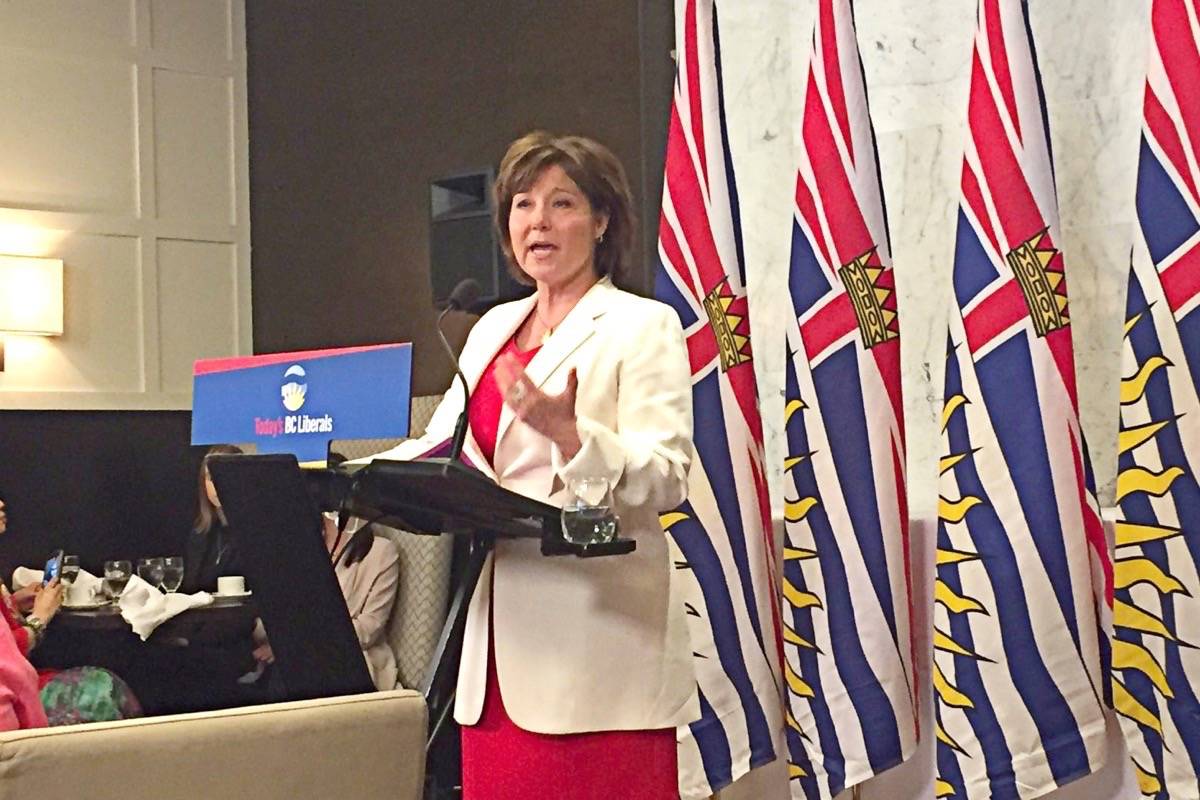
xmin=103 ymin=560 xmax=132 ymax=600
xmin=562 ymin=505 xmax=619 ymax=544
xmin=561 ymin=477 xmax=619 ymax=545
xmin=137 ymin=557 xmax=165 ymax=588
xmin=60 ymin=555 xmax=80 ymax=586
xmin=103 ymin=575 xmax=130 ymax=599
xmin=160 ymin=557 xmax=184 ymax=593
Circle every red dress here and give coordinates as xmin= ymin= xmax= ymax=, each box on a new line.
xmin=460 ymin=335 xmax=679 ymax=800
xmin=0 ymin=586 xmax=53 ymax=688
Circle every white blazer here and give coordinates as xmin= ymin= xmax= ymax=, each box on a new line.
xmin=369 ymin=277 xmax=700 ymax=734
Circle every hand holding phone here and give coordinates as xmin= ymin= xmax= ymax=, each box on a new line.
xmin=43 ymin=550 xmax=64 ymax=585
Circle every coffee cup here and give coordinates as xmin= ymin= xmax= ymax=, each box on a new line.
xmin=65 ymin=583 xmax=94 ymax=606
xmin=216 ymin=576 xmax=245 ymax=595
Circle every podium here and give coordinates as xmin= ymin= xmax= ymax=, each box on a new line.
xmin=336 ymin=457 xmax=634 ymax=793
xmin=213 ymin=454 xmax=635 ymax=799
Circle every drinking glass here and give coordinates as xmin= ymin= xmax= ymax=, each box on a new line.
xmin=137 ymin=557 xmax=165 ymax=589
xmin=60 ymin=555 xmax=80 ymax=586
xmin=103 ymin=560 xmax=132 ymax=600
xmin=160 ymin=556 xmax=184 ymax=593
xmin=560 ymin=476 xmax=619 ymax=545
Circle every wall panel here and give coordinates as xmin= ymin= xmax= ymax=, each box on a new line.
xmin=0 ymin=51 xmax=137 ymax=215
xmin=156 ymin=238 xmax=237 ymax=394
xmin=152 ymin=69 xmax=236 ymax=226
xmin=0 ymin=0 xmax=250 ymax=411
xmin=150 ymin=0 xmax=232 ymax=63
xmin=0 ymin=1 xmax=136 ymax=52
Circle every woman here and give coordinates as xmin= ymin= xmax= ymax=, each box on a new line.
xmin=0 ymin=622 xmax=46 ymax=730
xmin=0 ymin=497 xmax=142 ymax=725
xmin=182 ymin=445 xmax=246 ymax=594
xmin=327 ymin=518 xmax=401 ymax=690
xmin=368 ymin=132 xmax=696 ymax=798
xmin=0 ymin=500 xmax=65 ymax=656
xmin=0 ymin=499 xmax=47 ymax=730
xmin=252 ymin=515 xmax=400 ymax=691
xmin=145 ymin=444 xmax=258 ymax=712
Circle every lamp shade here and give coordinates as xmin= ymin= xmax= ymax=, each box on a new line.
xmin=0 ymin=255 xmax=63 ymax=335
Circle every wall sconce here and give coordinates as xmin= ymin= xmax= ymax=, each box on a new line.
xmin=0 ymin=255 xmax=64 ymax=372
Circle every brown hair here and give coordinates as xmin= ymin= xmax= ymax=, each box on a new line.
xmin=193 ymin=444 xmax=244 ymax=534
xmin=494 ymin=131 xmax=636 ymax=287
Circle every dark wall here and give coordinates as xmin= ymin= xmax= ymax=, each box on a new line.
xmin=0 ymin=412 xmax=200 ymax=578
xmin=246 ymin=1 xmax=672 ymax=395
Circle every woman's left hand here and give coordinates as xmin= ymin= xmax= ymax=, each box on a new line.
xmin=11 ymin=582 xmax=41 ymax=613
xmin=495 ymin=353 xmax=582 ymax=459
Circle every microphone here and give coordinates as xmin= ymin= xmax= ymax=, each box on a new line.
xmin=437 ymin=279 xmax=482 ymax=461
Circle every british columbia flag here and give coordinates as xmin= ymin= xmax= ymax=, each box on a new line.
xmin=933 ymin=1 xmax=1112 ymax=798
xmin=653 ymin=1 xmax=784 ymax=797
xmin=1114 ymin=1 xmax=1200 ymax=796
xmin=781 ymin=1 xmax=918 ymax=798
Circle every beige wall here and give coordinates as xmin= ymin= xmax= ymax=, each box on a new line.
xmin=0 ymin=0 xmax=251 ymax=410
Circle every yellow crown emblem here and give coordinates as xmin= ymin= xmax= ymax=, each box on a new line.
xmin=1007 ymin=229 xmax=1069 ymax=336
xmin=702 ymin=279 xmax=752 ymax=372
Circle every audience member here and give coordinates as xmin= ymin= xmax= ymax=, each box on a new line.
xmin=0 ymin=497 xmax=142 ymax=725
xmin=0 ymin=612 xmax=46 ymax=730
xmin=182 ymin=444 xmax=247 ymax=593
xmin=252 ymin=513 xmax=401 ymax=691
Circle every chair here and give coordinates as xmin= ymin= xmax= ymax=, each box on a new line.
xmin=332 ymin=394 xmax=453 ymax=690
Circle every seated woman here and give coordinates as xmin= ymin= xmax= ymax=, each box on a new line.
xmin=253 ymin=515 xmax=401 ymax=691
xmin=139 ymin=445 xmax=255 ymax=713
xmin=182 ymin=445 xmax=246 ymax=593
xmin=0 ymin=497 xmax=141 ymax=725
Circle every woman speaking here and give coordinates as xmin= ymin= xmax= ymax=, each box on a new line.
xmin=372 ymin=131 xmax=697 ymax=798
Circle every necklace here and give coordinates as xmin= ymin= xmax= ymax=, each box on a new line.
xmin=534 ymin=308 xmax=557 ymax=345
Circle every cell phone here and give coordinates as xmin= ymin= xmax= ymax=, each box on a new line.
xmin=43 ymin=550 xmax=64 ymax=585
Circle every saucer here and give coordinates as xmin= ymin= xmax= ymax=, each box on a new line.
xmin=62 ymin=599 xmax=110 ymax=610
xmin=211 ymin=590 xmax=251 ymax=599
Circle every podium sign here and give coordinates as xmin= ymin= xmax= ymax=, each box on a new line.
xmin=191 ymin=344 xmax=411 ymax=462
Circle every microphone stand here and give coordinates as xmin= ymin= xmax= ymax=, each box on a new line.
xmin=436 ymin=304 xmax=472 ymax=462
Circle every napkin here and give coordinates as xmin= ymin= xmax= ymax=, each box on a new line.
xmin=13 ymin=566 xmax=103 ymax=598
xmin=61 ymin=569 xmax=105 ymax=606
xmin=118 ymin=575 xmax=212 ymax=641
xmin=11 ymin=567 xmax=42 ymax=590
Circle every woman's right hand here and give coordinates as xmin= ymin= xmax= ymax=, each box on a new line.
xmin=31 ymin=578 xmax=63 ymax=623
xmin=11 ymin=582 xmax=41 ymax=613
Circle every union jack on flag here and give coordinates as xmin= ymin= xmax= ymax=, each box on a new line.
xmin=653 ymin=1 xmax=784 ymax=797
xmin=780 ymin=1 xmax=918 ymax=798
xmin=1114 ymin=1 xmax=1200 ymax=796
xmin=934 ymin=1 xmax=1112 ymax=797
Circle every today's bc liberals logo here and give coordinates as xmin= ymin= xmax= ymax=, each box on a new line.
xmin=280 ymin=365 xmax=307 ymax=412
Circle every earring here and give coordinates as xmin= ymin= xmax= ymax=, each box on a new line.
xmin=596 ymin=232 xmax=605 ymax=244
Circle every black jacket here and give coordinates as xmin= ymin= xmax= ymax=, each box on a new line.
xmin=181 ymin=522 xmax=243 ymax=593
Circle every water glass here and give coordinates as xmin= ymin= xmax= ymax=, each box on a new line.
xmin=60 ymin=555 xmax=80 ymax=586
xmin=561 ymin=476 xmax=619 ymax=546
xmin=137 ymin=557 xmax=165 ymax=589
xmin=160 ymin=556 xmax=184 ymax=593
xmin=103 ymin=560 xmax=132 ymax=600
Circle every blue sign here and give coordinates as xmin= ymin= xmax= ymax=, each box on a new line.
xmin=191 ymin=344 xmax=412 ymax=463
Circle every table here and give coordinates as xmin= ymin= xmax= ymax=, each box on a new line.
xmin=37 ymin=597 xmax=262 ymax=715
xmin=54 ymin=597 xmax=256 ymax=642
